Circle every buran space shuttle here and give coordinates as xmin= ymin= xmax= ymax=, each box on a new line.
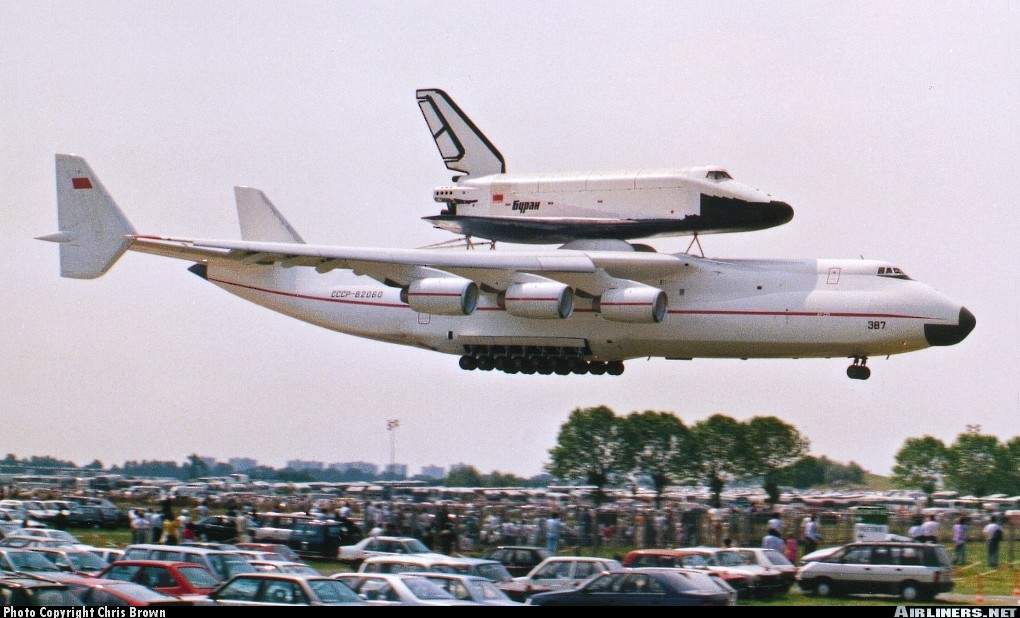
xmin=417 ymin=88 xmax=794 ymax=244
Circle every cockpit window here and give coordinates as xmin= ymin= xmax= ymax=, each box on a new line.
xmin=877 ymin=266 xmax=911 ymax=280
xmin=706 ymin=170 xmax=732 ymax=181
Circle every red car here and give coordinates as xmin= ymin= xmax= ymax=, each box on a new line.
xmin=623 ymin=549 xmax=751 ymax=598
xmin=46 ymin=575 xmax=192 ymax=606
xmin=98 ymin=560 xmax=219 ymax=597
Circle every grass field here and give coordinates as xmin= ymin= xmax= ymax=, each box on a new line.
xmin=61 ymin=528 xmax=1019 ymax=605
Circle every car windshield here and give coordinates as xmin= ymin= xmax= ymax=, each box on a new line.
xmin=681 ymin=555 xmax=710 ymax=568
xmin=467 ymin=579 xmax=509 ymax=601
xmin=66 ymin=552 xmax=107 ymax=571
xmin=763 ymin=550 xmax=792 ymax=566
xmin=208 ymin=554 xmax=256 ymax=578
xmin=403 ymin=540 xmax=430 ymax=553
xmin=24 ymin=587 xmax=81 ymax=606
xmin=108 ymin=583 xmax=174 ymax=601
xmin=401 ymin=576 xmax=455 ymax=600
xmin=8 ymin=552 xmax=59 ymax=571
xmin=284 ymin=565 xmax=319 ymax=576
xmin=48 ymin=531 xmax=77 ymax=542
xmin=179 ymin=566 xmax=218 ymax=588
xmin=308 ymin=579 xmax=361 ymax=604
xmin=714 ymin=551 xmax=750 ymax=567
xmin=474 ymin=562 xmax=512 ymax=582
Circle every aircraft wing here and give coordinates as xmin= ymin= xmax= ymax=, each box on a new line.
xmin=130 ymin=235 xmax=692 ymax=295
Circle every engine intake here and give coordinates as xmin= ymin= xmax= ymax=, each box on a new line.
xmin=402 ymin=277 xmax=479 ymax=315
xmin=500 ymin=282 xmax=573 ymax=319
xmin=595 ymin=286 xmax=667 ymax=323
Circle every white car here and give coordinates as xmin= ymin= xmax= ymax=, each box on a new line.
xmin=251 ymin=560 xmax=320 ymax=576
xmin=6 ymin=529 xmax=81 ymax=545
xmin=731 ymin=548 xmax=797 ymax=595
xmin=797 ymin=542 xmax=953 ymax=601
xmin=514 ymin=556 xmax=623 ymax=591
xmin=413 ymin=573 xmax=522 ymax=605
xmin=337 ymin=537 xmax=446 ymax=564
xmin=332 ymin=573 xmax=476 ymax=606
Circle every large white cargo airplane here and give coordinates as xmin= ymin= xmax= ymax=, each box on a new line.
xmin=39 ymin=155 xmax=974 ymax=380
xmin=417 ymin=89 xmax=794 ymax=243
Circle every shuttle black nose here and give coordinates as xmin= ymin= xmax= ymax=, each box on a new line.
xmin=768 ymin=201 xmax=795 ymax=225
xmin=924 ymin=306 xmax=976 ymax=346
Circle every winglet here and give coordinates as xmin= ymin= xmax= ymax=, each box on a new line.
xmin=234 ymin=186 xmax=305 ymax=243
xmin=44 ymin=154 xmax=136 ymax=279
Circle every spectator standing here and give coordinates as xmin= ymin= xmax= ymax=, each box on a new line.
xmin=920 ymin=515 xmax=940 ymax=543
xmin=762 ymin=529 xmax=784 ymax=553
xmin=148 ymin=509 xmax=163 ymax=543
xmin=802 ymin=515 xmax=821 ymax=554
xmin=546 ymin=512 xmax=561 ymax=554
xmin=983 ymin=516 xmax=1003 ymax=568
xmin=784 ymin=536 xmax=798 ymax=562
xmin=235 ymin=509 xmax=250 ymax=543
xmin=767 ymin=512 xmax=783 ymax=535
xmin=952 ymin=517 xmax=968 ymax=565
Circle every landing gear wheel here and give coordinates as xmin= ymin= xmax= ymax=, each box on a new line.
xmin=570 ymin=359 xmax=589 ymax=375
xmin=458 ymin=356 xmax=477 ymax=370
xmin=606 ymin=361 xmax=625 ymax=376
xmin=537 ymin=359 xmax=554 ymax=375
xmin=504 ymin=357 xmax=521 ymax=374
xmin=554 ymin=358 xmax=572 ymax=375
xmin=846 ymin=357 xmax=871 ymax=380
xmin=476 ymin=356 xmax=494 ymax=371
xmin=589 ymin=361 xmax=607 ymax=375
xmin=494 ymin=356 xmax=508 ymax=371
xmin=519 ymin=358 xmax=537 ymax=374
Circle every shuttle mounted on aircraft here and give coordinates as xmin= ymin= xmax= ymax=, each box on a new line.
xmin=416 ymin=89 xmax=794 ymax=244
xmin=39 ymin=155 xmax=974 ymax=380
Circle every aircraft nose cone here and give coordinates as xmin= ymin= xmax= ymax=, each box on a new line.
xmin=767 ymin=200 xmax=795 ymax=225
xmin=924 ymin=306 xmax=976 ymax=346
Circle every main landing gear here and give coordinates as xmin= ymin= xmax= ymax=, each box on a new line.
xmin=846 ymin=357 xmax=871 ymax=380
xmin=459 ymin=355 xmax=625 ymax=376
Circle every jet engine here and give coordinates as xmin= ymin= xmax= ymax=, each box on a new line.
xmin=401 ymin=277 xmax=479 ymax=315
xmin=595 ymin=286 xmax=668 ymax=323
xmin=500 ymin=282 xmax=574 ymax=319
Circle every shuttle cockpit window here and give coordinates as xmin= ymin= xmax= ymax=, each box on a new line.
xmin=706 ymin=170 xmax=732 ymax=181
xmin=877 ymin=266 xmax=911 ymax=280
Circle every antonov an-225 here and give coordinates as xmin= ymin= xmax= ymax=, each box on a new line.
xmin=416 ymin=89 xmax=794 ymax=244
xmin=40 ymin=155 xmax=974 ymax=380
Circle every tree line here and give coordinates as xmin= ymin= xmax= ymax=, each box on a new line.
xmin=546 ymin=406 xmax=813 ymax=507
xmin=893 ymin=429 xmax=1020 ymax=502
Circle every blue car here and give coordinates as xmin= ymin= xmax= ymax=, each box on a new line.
xmin=526 ymin=568 xmax=735 ymax=606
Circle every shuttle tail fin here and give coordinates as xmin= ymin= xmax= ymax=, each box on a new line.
xmin=234 ymin=186 xmax=305 ymax=243
xmin=38 ymin=154 xmax=137 ymax=279
xmin=416 ymin=88 xmax=505 ymax=178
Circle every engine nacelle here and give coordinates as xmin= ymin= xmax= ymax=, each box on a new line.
xmin=500 ymin=282 xmax=573 ymax=319
xmin=595 ymin=286 xmax=668 ymax=323
xmin=401 ymin=277 xmax=479 ymax=315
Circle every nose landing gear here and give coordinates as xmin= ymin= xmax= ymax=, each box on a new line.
xmin=847 ymin=357 xmax=871 ymax=380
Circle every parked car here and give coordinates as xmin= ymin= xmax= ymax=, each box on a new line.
xmin=250 ymin=561 xmax=320 ymax=576
xmin=486 ymin=546 xmax=549 ymax=577
xmin=81 ymin=547 xmax=125 ymax=564
xmin=3 ymin=529 xmax=80 ymax=545
xmin=503 ymin=556 xmax=622 ymax=601
xmin=684 ymin=547 xmax=786 ymax=597
xmin=66 ymin=505 xmax=106 ymax=528
xmin=122 ymin=544 xmax=256 ymax=582
xmin=48 ymin=574 xmax=192 ymax=606
xmin=31 ymin=547 xmax=109 ymax=576
xmin=235 ymin=543 xmax=301 ymax=562
xmin=287 ymin=519 xmax=362 ymax=559
xmin=526 ymin=568 xmax=735 ymax=606
xmin=99 ymin=560 xmax=219 ymax=597
xmin=359 ymin=555 xmax=512 ymax=582
xmin=337 ymin=536 xmax=444 ymax=565
xmin=0 ymin=537 xmax=73 ymax=549
xmin=332 ymin=573 xmax=475 ymax=606
xmin=0 ymin=548 xmax=62 ymax=574
xmin=732 ymin=547 xmax=797 ymax=594
xmin=192 ymin=516 xmax=242 ymax=542
xmin=62 ymin=497 xmax=123 ymax=528
xmin=0 ymin=577 xmax=80 ymax=606
xmin=251 ymin=512 xmax=313 ymax=543
xmin=414 ymin=573 xmax=522 ymax=605
xmin=797 ymin=542 xmax=953 ymax=601
xmin=210 ymin=573 xmax=364 ymax=606
xmin=623 ymin=549 xmax=752 ymax=598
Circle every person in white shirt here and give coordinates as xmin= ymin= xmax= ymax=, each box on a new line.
xmin=767 ymin=513 xmax=783 ymax=534
xmin=148 ymin=510 xmax=163 ymax=543
xmin=983 ymin=516 xmax=1003 ymax=568
xmin=920 ymin=515 xmax=940 ymax=543
xmin=762 ymin=529 xmax=785 ymax=552
xmin=802 ymin=515 xmax=821 ymax=553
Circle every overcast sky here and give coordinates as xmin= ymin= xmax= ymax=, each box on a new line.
xmin=3 ymin=1 xmax=1017 ymax=478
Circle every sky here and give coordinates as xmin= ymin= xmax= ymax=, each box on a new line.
xmin=2 ymin=1 xmax=1018 ymax=478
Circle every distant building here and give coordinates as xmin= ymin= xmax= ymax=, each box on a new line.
xmin=384 ymin=464 xmax=408 ymax=478
xmin=329 ymin=461 xmax=378 ymax=475
xmin=420 ymin=465 xmax=445 ymax=480
xmin=286 ymin=460 xmax=324 ymax=471
xmin=228 ymin=457 xmax=257 ymax=472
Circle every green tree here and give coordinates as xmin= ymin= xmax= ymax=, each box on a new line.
xmin=445 ymin=465 xmax=483 ymax=487
xmin=547 ymin=406 xmax=624 ymax=505
xmin=892 ymin=436 xmax=948 ymax=504
xmin=1004 ymin=437 xmax=1020 ymax=495
xmin=743 ymin=416 xmax=810 ymax=504
xmin=618 ymin=411 xmax=697 ymax=508
xmin=945 ymin=433 xmax=1001 ymax=496
xmin=691 ymin=414 xmax=748 ymax=507
xmin=84 ymin=459 xmax=104 ymax=470
xmin=185 ymin=454 xmax=210 ymax=480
